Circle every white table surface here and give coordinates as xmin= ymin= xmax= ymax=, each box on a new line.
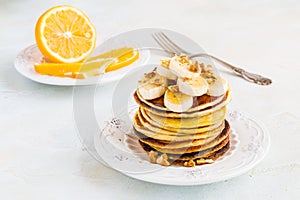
xmin=1 ymin=0 xmax=300 ymax=199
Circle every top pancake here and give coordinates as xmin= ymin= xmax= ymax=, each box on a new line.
xmin=136 ymin=88 xmax=226 ymax=112
xmin=134 ymin=88 xmax=231 ymax=118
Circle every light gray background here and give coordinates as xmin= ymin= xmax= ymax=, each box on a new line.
xmin=0 ymin=0 xmax=299 ymax=199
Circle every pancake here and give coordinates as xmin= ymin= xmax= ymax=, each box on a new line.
xmin=129 ymin=59 xmax=232 ymax=167
xmin=133 ymin=111 xmax=225 ymax=141
xmin=139 ymin=136 xmax=230 ymax=162
xmin=137 ymin=120 xmax=230 ymax=154
xmin=136 ymin=88 xmax=225 ymax=112
xmin=142 ymin=106 xmax=226 ymax=129
xmin=137 ymin=120 xmax=230 ymax=162
xmin=135 ymin=89 xmax=231 ymax=118
xmin=138 ymin=108 xmax=224 ymax=134
xmin=135 ymin=128 xmax=219 ymax=149
xmin=138 ymin=108 xmax=223 ymax=134
xmin=169 ymin=135 xmax=230 ymax=161
xmin=138 ymin=108 xmax=224 ymax=135
xmin=171 ymin=142 xmax=230 ymax=166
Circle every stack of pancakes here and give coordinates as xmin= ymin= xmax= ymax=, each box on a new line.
xmin=132 ymin=84 xmax=231 ymax=167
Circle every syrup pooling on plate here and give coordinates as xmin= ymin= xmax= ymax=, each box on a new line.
xmin=132 ymin=55 xmax=231 ymax=167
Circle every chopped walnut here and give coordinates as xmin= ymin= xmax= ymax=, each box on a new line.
xmin=138 ymin=80 xmax=146 ymax=85
xmin=196 ymin=158 xmax=214 ymax=165
xmin=156 ymin=153 xmax=170 ymax=166
xmin=206 ymin=71 xmax=214 ymax=76
xmin=200 ymin=63 xmax=213 ymax=72
xmin=153 ymin=78 xmax=161 ymax=84
xmin=149 ymin=150 xmax=158 ymax=164
xmin=144 ymin=70 xmax=156 ymax=79
xmin=140 ymin=68 xmax=166 ymax=86
xmin=160 ymin=59 xmax=170 ymax=68
xmin=178 ymin=55 xmax=190 ymax=65
xmin=205 ymin=78 xmax=216 ymax=84
xmin=184 ymin=160 xmax=196 ymax=167
xmin=189 ymin=61 xmax=199 ymax=72
xmin=182 ymin=77 xmax=192 ymax=82
xmin=200 ymin=63 xmax=217 ymax=84
xmin=169 ymin=85 xmax=180 ymax=93
xmin=199 ymin=63 xmax=205 ymax=71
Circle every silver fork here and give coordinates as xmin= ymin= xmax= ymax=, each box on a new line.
xmin=152 ymin=32 xmax=272 ymax=85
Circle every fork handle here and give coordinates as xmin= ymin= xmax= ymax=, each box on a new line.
xmin=189 ymin=53 xmax=272 ymax=85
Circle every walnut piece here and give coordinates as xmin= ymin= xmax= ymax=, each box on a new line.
xmin=178 ymin=55 xmax=190 ymax=65
xmin=152 ymin=77 xmax=165 ymax=85
xmin=196 ymin=158 xmax=214 ymax=165
xmin=160 ymin=59 xmax=170 ymax=68
xmin=200 ymin=63 xmax=217 ymax=84
xmin=189 ymin=61 xmax=199 ymax=72
xmin=149 ymin=150 xmax=158 ymax=164
xmin=156 ymin=153 xmax=170 ymax=166
xmin=144 ymin=70 xmax=156 ymax=79
xmin=169 ymin=85 xmax=180 ymax=93
xmin=184 ymin=160 xmax=196 ymax=167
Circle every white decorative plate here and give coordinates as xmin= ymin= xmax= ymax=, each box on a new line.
xmin=94 ymin=105 xmax=270 ymax=186
xmin=71 ymin=28 xmax=270 ymax=185
xmin=91 ymin=63 xmax=270 ymax=185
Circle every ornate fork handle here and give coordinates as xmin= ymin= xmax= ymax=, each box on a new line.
xmin=190 ymin=53 xmax=272 ymax=85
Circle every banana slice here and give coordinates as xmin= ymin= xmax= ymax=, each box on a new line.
xmin=164 ymin=85 xmax=193 ymax=112
xmin=138 ymin=69 xmax=168 ymax=100
xmin=177 ymin=76 xmax=208 ymax=96
xmin=156 ymin=65 xmax=177 ymax=80
xmin=169 ymin=55 xmax=201 ymax=78
xmin=207 ymin=76 xmax=229 ymax=97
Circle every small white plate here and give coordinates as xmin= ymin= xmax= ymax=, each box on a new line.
xmin=14 ymin=38 xmax=150 ymax=86
xmin=15 ymin=28 xmax=206 ymax=86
